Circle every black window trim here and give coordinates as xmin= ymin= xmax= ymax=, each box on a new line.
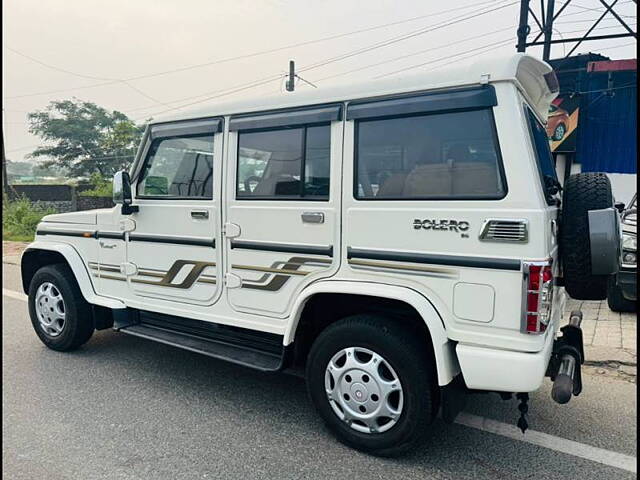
xmin=352 ymin=106 xmax=509 ymax=201
xmin=235 ymin=122 xmax=332 ymax=202
xmin=523 ymin=103 xmax=558 ymax=206
xmin=136 ymin=131 xmax=217 ymax=201
xmin=229 ymin=104 xmax=342 ymax=132
xmin=346 ymin=85 xmax=497 ymax=121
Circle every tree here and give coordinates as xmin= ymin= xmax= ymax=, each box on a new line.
xmin=27 ymin=99 xmax=144 ymax=178
xmin=5 ymin=160 xmax=33 ymax=176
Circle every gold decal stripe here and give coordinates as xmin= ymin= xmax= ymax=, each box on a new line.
xmin=348 ymin=259 xmax=455 ymax=274
xmin=233 ymin=264 xmax=310 ymax=276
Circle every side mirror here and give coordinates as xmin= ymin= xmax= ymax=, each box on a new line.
xmin=614 ymin=201 xmax=625 ymax=213
xmin=113 ymin=171 xmax=138 ymax=215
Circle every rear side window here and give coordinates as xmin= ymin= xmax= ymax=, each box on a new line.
xmin=526 ymin=107 xmax=559 ymax=205
xmin=137 ymin=134 xmax=214 ymax=199
xmin=354 ymin=109 xmax=506 ymax=200
xmin=237 ymin=125 xmax=330 ymax=199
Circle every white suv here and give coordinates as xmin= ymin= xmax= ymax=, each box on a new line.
xmin=21 ymin=53 xmax=621 ymax=455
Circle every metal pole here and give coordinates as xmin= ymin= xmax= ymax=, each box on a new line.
xmin=542 ymin=0 xmax=556 ymax=61
xmin=1 ymin=109 xmax=8 ymax=197
xmin=517 ymin=0 xmax=531 ymax=52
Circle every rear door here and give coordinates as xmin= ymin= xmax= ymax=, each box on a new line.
xmin=224 ymin=105 xmax=343 ymax=317
xmin=126 ymin=118 xmax=224 ymax=307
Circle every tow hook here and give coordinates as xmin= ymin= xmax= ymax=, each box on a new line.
xmin=548 ymin=311 xmax=585 ymax=404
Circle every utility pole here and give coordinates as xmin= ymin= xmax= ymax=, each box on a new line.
xmin=542 ymin=0 xmax=556 ymax=62
xmin=516 ymin=0 xmax=636 ymax=59
xmin=516 ymin=0 xmax=530 ymax=53
xmin=2 ymin=109 xmax=8 ymax=198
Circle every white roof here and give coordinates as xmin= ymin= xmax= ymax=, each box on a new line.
xmin=152 ymin=53 xmax=556 ymax=125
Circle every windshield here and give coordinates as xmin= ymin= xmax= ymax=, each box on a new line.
xmin=526 ymin=107 xmax=559 ymax=205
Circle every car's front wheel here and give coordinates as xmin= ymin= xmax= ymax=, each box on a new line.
xmin=306 ymin=314 xmax=437 ymax=456
xmin=28 ymin=264 xmax=94 ymax=351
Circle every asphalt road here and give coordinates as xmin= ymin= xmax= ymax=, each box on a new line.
xmin=2 ymin=262 xmax=637 ymax=480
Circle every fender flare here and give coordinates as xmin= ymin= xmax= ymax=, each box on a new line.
xmin=285 ymin=280 xmax=459 ymax=386
xmin=21 ymin=241 xmax=126 ymax=310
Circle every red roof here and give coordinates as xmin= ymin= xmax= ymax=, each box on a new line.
xmin=587 ymin=59 xmax=637 ymax=72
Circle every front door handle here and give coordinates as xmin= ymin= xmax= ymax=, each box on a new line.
xmin=191 ymin=210 xmax=209 ymax=220
xmin=301 ymin=212 xmax=324 ymax=224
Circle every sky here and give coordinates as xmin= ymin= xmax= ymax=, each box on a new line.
xmin=3 ymin=0 xmax=637 ymax=165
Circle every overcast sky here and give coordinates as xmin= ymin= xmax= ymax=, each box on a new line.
xmin=3 ymin=0 xmax=637 ymax=165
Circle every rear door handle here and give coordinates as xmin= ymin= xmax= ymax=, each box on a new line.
xmin=191 ymin=210 xmax=209 ymax=220
xmin=301 ymin=212 xmax=324 ymax=224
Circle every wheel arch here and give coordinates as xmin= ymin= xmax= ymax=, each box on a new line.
xmin=21 ymin=241 xmax=125 ymax=310
xmin=286 ymin=280 xmax=459 ymax=386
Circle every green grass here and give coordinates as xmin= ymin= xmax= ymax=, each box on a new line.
xmin=2 ymin=195 xmax=56 ymax=242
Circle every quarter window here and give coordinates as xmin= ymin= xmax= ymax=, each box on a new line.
xmin=355 ymin=109 xmax=506 ymax=200
xmin=137 ymin=134 xmax=214 ymax=199
xmin=237 ymin=125 xmax=330 ymax=199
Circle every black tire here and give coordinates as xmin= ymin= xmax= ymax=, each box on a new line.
xmin=28 ymin=264 xmax=94 ymax=351
xmin=306 ymin=314 xmax=437 ymax=456
xmin=560 ymin=173 xmax=614 ymax=300
xmin=607 ymin=277 xmax=636 ymax=312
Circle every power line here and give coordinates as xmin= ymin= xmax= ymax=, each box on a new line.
xmin=134 ymin=1 xmax=518 ymax=120
xmin=298 ymin=0 xmax=519 ymax=75
xmin=312 ymin=25 xmax=516 ymax=84
xmin=3 ymin=0 xmax=501 ymax=101
xmin=375 ymin=37 xmax=518 ymax=79
xmin=5 ymin=47 xmax=118 ymax=82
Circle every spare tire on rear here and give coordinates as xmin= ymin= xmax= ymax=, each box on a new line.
xmin=560 ymin=173 xmax=615 ymax=300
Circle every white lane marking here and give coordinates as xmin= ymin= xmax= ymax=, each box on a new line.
xmin=456 ymin=413 xmax=636 ymax=474
xmin=2 ymin=289 xmax=27 ymax=302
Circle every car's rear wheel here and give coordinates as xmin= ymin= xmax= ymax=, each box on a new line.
xmin=28 ymin=264 xmax=94 ymax=351
xmin=306 ymin=314 xmax=437 ymax=456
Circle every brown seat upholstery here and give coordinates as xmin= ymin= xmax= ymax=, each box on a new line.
xmin=377 ymin=174 xmax=407 ymax=197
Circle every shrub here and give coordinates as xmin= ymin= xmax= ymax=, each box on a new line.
xmin=79 ymin=173 xmax=112 ymax=197
xmin=2 ymin=195 xmax=56 ymax=242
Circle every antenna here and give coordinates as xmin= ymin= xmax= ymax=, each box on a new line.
xmin=284 ymin=60 xmax=318 ymax=92
xmin=286 ymin=60 xmax=295 ymax=92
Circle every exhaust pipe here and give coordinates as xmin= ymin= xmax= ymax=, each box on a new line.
xmin=551 ymin=311 xmax=583 ymax=405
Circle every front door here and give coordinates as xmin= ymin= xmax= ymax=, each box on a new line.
xmin=224 ymin=106 xmax=343 ymax=317
xmin=126 ymin=118 xmax=224 ymax=307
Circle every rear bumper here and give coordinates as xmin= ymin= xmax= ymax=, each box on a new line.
xmin=456 ymin=328 xmax=556 ymax=393
xmin=616 ymin=268 xmax=637 ymax=301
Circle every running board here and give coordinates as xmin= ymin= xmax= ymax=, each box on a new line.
xmin=118 ymin=311 xmax=285 ymax=372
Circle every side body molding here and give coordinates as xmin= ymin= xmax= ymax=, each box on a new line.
xmin=21 ymin=241 xmax=126 ymax=310
xmin=285 ymin=280 xmax=459 ymax=386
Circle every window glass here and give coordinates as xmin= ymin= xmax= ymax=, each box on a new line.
xmin=526 ymin=108 xmax=559 ymax=205
xmin=355 ymin=109 xmax=505 ymax=199
xmin=237 ymin=125 xmax=330 ymax=199
xmin=138 ymin=135 xmax=214 ymax=198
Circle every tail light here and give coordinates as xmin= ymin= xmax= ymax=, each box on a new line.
xmin=522 ymin=262 xmax=554 ymax=334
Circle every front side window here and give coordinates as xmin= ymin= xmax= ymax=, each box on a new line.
xmin=237 ymin=125 xmax=330 ymax=199
xmin=137 ymin=134 xmax=214 ymax=199
xmin=355 ymin=109 xmax=506 ymax=200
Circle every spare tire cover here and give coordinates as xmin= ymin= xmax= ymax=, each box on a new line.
xmin=560 ymin=172 xmax=615 ymax=300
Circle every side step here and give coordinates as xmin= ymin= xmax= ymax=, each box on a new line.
xmin=118 ymin=311 xmax=284 ymax=372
